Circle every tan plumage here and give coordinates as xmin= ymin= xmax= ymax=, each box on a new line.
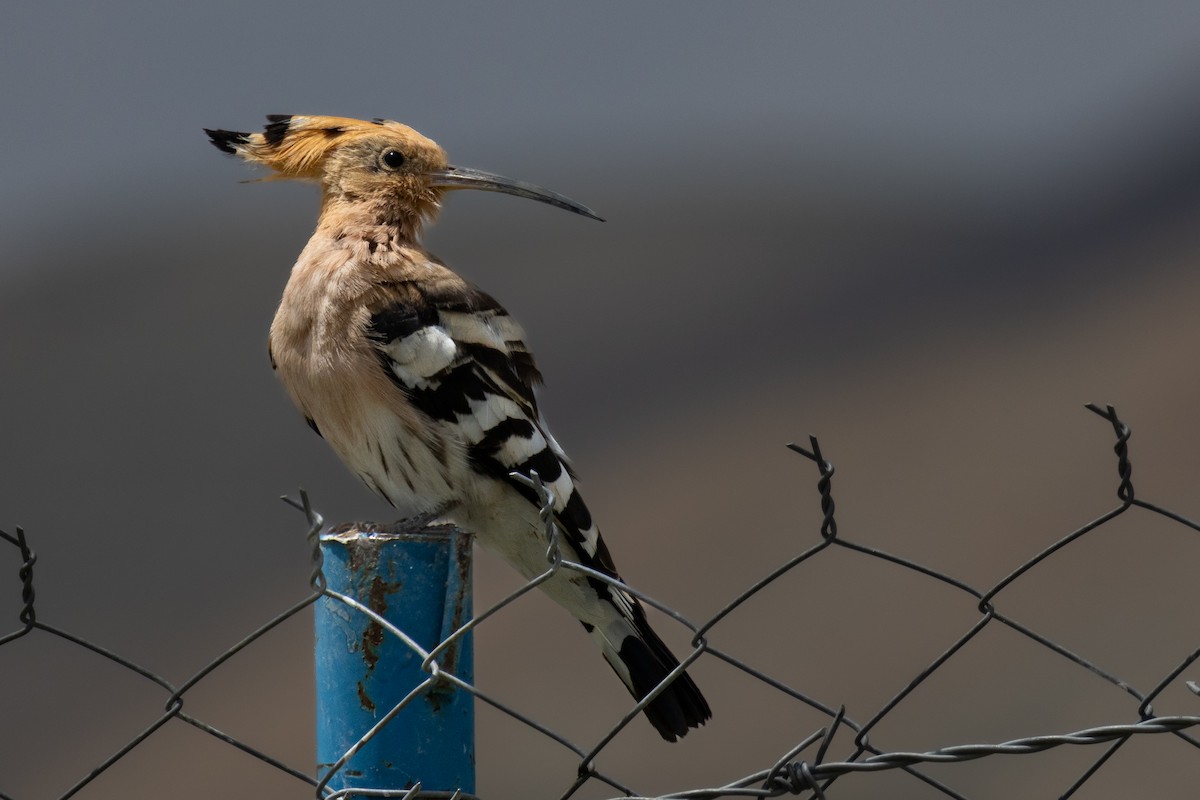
xmin=207 ymin=115 xmax=710 ymax=740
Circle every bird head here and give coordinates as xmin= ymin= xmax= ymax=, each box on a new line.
xmin=205 ymin=115 xmax=601 ymax=230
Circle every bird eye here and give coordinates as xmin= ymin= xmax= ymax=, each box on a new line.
xmin=381 ymin=149 xmax=406 ymax=169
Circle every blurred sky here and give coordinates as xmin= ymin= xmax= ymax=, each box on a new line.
xmin=6 ymin=2 xmax=1200 ymax=257
xmin=4 ymin=3 xmax=1200 ymax=800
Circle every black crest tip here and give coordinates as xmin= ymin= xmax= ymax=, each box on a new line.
xmin=263 ymin=114 xmax=294 ymax=147
xmin=205 ymin=128 xmax=250 ymax=154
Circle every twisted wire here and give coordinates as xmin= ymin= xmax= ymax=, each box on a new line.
xmin=3 ymin=404 xmax=1199 ymax=800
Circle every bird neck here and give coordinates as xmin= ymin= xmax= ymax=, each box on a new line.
xmin=316 ymin=191 xmax=432 ymax=244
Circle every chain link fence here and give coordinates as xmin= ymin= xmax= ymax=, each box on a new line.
xmin=3 ymin=403 xmax=1198 ymax=799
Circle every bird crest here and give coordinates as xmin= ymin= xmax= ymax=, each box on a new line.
xmin=205 ymin=115 xmax=435 ymax=181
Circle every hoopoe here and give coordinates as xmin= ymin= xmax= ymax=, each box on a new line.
xmin=205 ymin=115 xmax=710 ymax=741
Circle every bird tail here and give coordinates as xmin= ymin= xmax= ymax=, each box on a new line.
xmin=590 ymin=605 xmax=711 ymax=742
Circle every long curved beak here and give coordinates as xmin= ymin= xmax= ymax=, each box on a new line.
xmin=427 ymin=166 xmax=604 ymax=222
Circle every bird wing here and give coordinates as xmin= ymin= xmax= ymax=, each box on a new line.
xmin=364 ymin=278 xmax=618 ymax=577
xmin=365 ymin=276 xmax=711 ymax=742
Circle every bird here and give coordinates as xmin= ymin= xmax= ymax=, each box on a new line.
xmin=205 ymin=115 xmax=710 ymax=741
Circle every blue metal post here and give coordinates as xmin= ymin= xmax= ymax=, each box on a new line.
xmin=316 ymin=523 xmax=474 ymax=796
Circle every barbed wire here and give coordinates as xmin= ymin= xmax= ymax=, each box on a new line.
xmin=3 ymin=403 xmax=1198 ymax=799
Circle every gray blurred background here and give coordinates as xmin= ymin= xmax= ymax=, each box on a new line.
xmin=4 ymin=3 xmax=1200 ymax=798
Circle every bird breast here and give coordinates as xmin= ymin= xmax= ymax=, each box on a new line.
xmin=269 ymin=236 xmax=462 ymax=514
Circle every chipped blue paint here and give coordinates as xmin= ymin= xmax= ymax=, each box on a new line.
xmin=316 ymin=525 xmax=474 ymax=795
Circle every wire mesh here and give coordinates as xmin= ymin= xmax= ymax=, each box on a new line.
xmin=3 ymin=403 xmax=1198 ymax=799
